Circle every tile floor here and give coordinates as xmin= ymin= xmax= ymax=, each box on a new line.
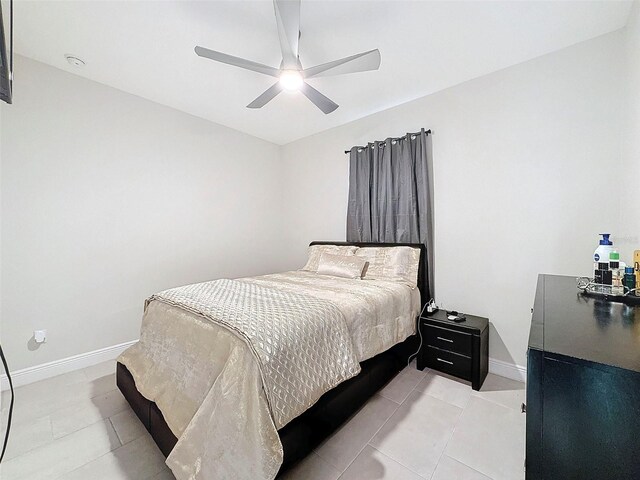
xmin=0 ymin=360 xmax=525 ymax=480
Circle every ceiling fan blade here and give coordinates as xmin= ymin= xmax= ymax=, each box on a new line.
xmin=300 ymin=82 xmax=338 ymax=114
xmin=273 ymin=0 xmax=301 ymax=69
xmin=303 ymin=49 xmax=381 ymax=79
xmin=195 ymin=46 xmax=280 ymax=78
xmin=247 ymin=82 xmax=283 ymax=109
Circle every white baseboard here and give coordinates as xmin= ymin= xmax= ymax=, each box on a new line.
xmin=489 ymin=357 xmax=527 ymax=383
xmin=1 ymin=341 xmax=526 ymax=391
xmin=1 ymin=340 xmax=138 ymax=391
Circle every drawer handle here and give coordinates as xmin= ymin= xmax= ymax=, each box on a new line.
xmin=437 ymin=336 xmax=453 ymax=343
xmin=437 ymin=358 xmax=454 ymax=365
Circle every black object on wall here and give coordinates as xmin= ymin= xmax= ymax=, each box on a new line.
xmin=526 ymin=274 xmax=640 ymax=479
xmin=0 ymin=0 xmax=12 ymax=104
xmin=0 ymin=344 xmax=14 ymax=463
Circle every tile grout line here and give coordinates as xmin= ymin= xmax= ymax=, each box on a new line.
xmin=379 ymin=365 xmax=429 ymax=405
xmin=6 ymin=417 xmax=122 ymax=467
xmin=426 ymin=398 xmax=466 ymax=480
xmin=51 ymin=437 xmax=125 ymax=480
xmin=5 ymin=419 xmax=125 ymax=480
xmin=4 ymin=383 xmax=118 ymax=411
xmin=12 ymin=363 xmax=520 ymax=479
xmin=429 ymin=394 xmax=503 ymax=480
xmin=470 ymin=390 xmax=526 ymax=413
xmin=420 ymin=377 xmax=524 ymax=480
xmin=439 ymin=455 xmax=496 ymax=480
xmin=367 ymin=443 xmax=431 ymax=479
xmin=335 ymin=394 xmax=402 ymax=479
xmin=410 ymin=369 xmax=488 ymax=480
xmin=336 ymin=370 xmax=427 ymax=478
xmin=109 ymin=416 xmax=124 ymax=447
xmin=5 ymin=377 xmax=119 ymax=427
xmin=0 ymin=415 xmax=54 ymax=464
xmin=399 ymin=365 xmax=427 ymax=405
xmin=2 ymin=386 xmax=123 ymax=465
xmin=421 ymin=368 xmax=525 ymax=412
xmin=356 ymin=368 xmax=478 ymax=480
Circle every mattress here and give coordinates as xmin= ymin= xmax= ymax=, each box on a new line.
xmin=118 ymin=270 xmax=420 ymax=480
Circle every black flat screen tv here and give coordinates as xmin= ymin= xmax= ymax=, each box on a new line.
xmin=0 ymin=0 xmax=12 ymax=104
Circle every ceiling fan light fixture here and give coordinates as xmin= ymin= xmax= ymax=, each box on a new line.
xmin=279 ymin=70 xmax=303 ymax=91
xmin=194 ymin=0 xmax=380 ymax=113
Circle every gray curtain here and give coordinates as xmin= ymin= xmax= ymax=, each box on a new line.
xmin=346 ymin=128 xmax=434 ymax=297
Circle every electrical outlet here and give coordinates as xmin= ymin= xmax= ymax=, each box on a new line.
xmin=34 ymin=329 xmax=47 ymax=344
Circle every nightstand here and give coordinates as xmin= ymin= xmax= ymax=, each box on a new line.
xmin=416 ymin=310 xmax=489 ymax=391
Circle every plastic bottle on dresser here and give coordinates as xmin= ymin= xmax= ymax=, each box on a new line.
xmin=594 ymin=234 xmax=614 ymax=267
xmin=610 ymin=252 xmax=623 ymax=295
xmin=623 ymin=266 xmax=636 ymax=295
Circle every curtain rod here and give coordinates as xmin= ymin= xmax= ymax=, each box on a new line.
xmin=344 ymin=129 xmax=431 ymax=154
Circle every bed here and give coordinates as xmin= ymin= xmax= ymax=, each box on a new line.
xmin=116 ymin=241 xmax=429 ymax=479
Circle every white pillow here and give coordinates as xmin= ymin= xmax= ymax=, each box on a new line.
xmin=302 ymin=245 xmax=358 ymax=272
xmin=355 ymin=246 xmax=421 ymax=287
xmin=317 ymin=253 xmax=367 ymax=279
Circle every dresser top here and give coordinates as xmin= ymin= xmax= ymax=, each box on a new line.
xmin=529 ymin=274 xmax=640 ymax=372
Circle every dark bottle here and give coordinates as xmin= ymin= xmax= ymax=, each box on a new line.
xmin=624 ymin=266 xmax=636 ymax=293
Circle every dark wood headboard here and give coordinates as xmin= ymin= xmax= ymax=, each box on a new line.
xmin=309 ymin=241 xmax=430 ymax=308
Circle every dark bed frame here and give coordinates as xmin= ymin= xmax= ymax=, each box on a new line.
xmin=116 ymin=241 xmax=429 ymax=476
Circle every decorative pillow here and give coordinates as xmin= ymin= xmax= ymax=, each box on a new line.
xmin=316 ymin=253 xmax=367 ymax=279
xmin=355 ymin=246 xmax=421 ymax=287
xmin=302 ymin=245 xmax=358 ymax=272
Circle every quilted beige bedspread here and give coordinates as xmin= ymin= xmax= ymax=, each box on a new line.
xmin=118 ymin=271 xmax=420 ymax=480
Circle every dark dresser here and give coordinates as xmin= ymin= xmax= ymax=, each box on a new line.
xmin=526 ymin=274 xmax=640 ymax=479
xmin=417 ymin=309 xmax=489 ymax=390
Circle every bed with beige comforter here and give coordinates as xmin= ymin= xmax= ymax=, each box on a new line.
xmin=118 ymin=270 xmax=420 ymax=480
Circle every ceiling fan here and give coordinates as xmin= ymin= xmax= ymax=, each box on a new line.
xmin=194 ymin=0 xmax=381 ymax=114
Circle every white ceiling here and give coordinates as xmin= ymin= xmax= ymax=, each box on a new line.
xmin=15 ymin=1 xmax=632 ymax=145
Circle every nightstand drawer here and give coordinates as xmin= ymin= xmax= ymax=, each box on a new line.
xmin=422 ymin=323 xmax=473 ymax=356
xmin=422 ymin=346 xmax=472 ymax=380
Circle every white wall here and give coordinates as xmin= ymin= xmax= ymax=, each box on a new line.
xmin=620 ymin=2 xmax=640 ymax=261
xmin=1 ymin=25 xmax=633 ymax=377
xmin=280 ymin=31 xmax=626 ymax=368
xmin=1 ymin=56 xmax=287 ymax=371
